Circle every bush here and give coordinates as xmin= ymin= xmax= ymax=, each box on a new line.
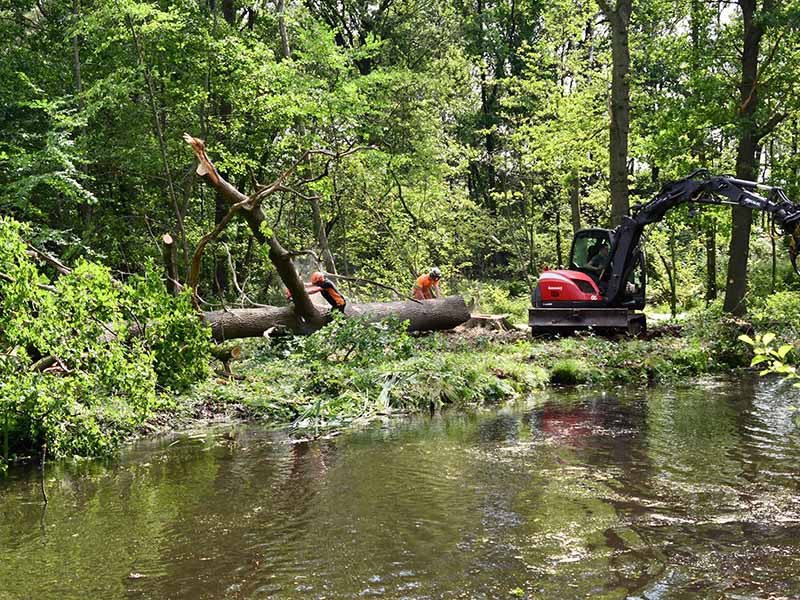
xmin=296 ymin=313 xmax=413 ymax=366
xmin=549 ymin=359 xmax=589 ymax=385
xmin=459 ymin=280 xmax=530 ymax=323
xmin=125 ymin=268 xmax=211 ymax=390
xmin=682 ymin=300 xmax=753 ymax=369
xmin=0 ymin=217 xmax=210 ymax=468
xmin=751 ymin=291 xmax=800 ymax=340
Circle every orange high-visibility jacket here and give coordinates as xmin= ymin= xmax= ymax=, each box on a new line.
xmin=413 ymin=273 xmax=439 ymax=299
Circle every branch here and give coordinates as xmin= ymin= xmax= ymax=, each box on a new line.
xmin=124 ymin=9 xmax=187 ymax=263
xmin=0 ymin=271 xmax=57 ymax=293
xmin=183 ymin=134 xmax=376 ymax=322
xmin=276 ymin=185 xmax=321 ymax=203
xmin=391 ymin=172 xmax=418 ymax=226
xmin=188 ymin=197 xmax=250 ymax=295
xmin=595 ymin=0 xmax=612 ymax=18
xmin=31 ymin=355 xmax=58 ymax=372
xmin=756 ymin=112 xmax=787 ymax=143
xmin=183 ymin=133 xmax=248 ymax=208
xmin=222 ymin=242 xmax=271 ymax=308
xmin=26 ymin=244 xmax=72 ymax=275
xmin=322 ymin=272 xmax=421 ymax=302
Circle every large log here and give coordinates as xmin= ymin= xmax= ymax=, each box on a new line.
xmin=203 ymin=296 xmax=471 ymax=341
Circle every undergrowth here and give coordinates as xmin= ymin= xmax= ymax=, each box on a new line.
xmin=186 ymin=300 xmax=775 ymax=436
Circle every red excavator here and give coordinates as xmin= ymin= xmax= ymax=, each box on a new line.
xmin=530 ymin=171 xmax=800 ymax=335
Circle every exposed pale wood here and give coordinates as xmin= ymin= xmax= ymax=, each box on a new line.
xmin=462 ymin=313 xmax=513 ymax=331
xmin=161 ymin=233 xmax=181 ymax=295
xmin=210 ymin=344 xmax=243 ymax=378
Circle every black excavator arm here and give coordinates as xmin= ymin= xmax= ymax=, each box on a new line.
xmin=603 ymin=170 xmax=800 ymax=307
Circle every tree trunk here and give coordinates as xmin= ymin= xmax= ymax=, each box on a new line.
xmin=204 ymin=296 xmax=471 ymax=341
xmin=555 ymin=206 xmax=563 ymax=267
xmin=161 ymin=233 xmax=180 ymax=295
xmin=705 ymin=214 xmax=717 ymax=303
xmin=310 ymin=195 xmax=337 ymax=274
xmin=600 ymin=0 xmax=631 ymax=227
xmin=723 ymin=0 xmax=764 ymax=316
xmin=182 ymin=135 xmax=387 ymax=331
xmin=277 ymin=0 xmax=291 ymax=59
xmin=211 ymin=2 xmax=237 ymax=298
xmin=570 ymin=171 xmax=581 ymax=234
xmin=123 ymin=11 xmax=188 ymax=264
xmin=214 ymin=185 xmax=229 ymax=296
xmin=72 ymin=0 xmax=92 ymax=229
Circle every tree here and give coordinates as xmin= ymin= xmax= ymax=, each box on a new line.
xmin=724 ymin=0 xmax=795 ymax=315
xmin=596 ymin=0 xmax=631 ymax=227
xmin=184 ymin=134 xmax=471 ymax=336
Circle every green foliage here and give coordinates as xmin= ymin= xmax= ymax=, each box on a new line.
xmin=190 ymin=330 xmax=545 ymax=433
xmin=740 ymin=332 xmax=800 ymax=427
xmin=2 ymin=0 xmax=800 ymax=468
xmin=297 ymin=313 xmax=414 ymax=366
xmin=0 ymin=217 xmax=210 ymax=469
xmin=124 ymin=267 xmax=211 ymax=390
xmin=751 ymin=291 xmax=800 ymax=339
xmin=549 ymin=359 xmax=589 ymax=385
xmin=682 ymin=301 xmax=754 ymax=369
xmin=459 ymin=280 xmax=530 ymax=323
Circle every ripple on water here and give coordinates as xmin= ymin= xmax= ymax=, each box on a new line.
xmin=3 ymin=381 xmax=800 ymax=600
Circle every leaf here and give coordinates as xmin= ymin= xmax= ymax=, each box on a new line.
xmin=750 ymin=354 xmax=769 ymax=366
xmin=762 ymin=332 xmax=776 ymax=346
xmin=778 ymin=344 xmax=793 ymax=360
xmin=738 ymin=334 xmax=755 ymax=345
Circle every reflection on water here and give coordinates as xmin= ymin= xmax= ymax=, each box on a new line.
xmin=2 ymin=378 xmax=800 ymax=599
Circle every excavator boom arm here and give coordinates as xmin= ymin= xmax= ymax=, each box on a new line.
xmin=604 ymin=171 xmax=800 ymax=306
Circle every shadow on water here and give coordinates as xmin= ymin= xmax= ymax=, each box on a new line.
xmin=1 ymin=377 xmax=800 ymax=599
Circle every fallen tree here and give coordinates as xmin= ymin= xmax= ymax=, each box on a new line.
xmin=204 ymin=296 xmax=471 ymax=341
xmin=183 ymin=134 xmax=470 ymax=339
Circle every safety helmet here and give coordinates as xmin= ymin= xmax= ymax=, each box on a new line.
xmin=311 ymin=271 xmax=325 ymax=284
xmin=429 ymin=267 xmax=441 ymax=280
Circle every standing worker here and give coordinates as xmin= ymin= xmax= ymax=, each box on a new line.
xmin=413 ymin=267 xmax=442 ymax=300
xmin=287 ymin=271 xmax=347 ymax=313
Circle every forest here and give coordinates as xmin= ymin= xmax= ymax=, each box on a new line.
xmin=2 ymin=0 xmax=800 ymax=470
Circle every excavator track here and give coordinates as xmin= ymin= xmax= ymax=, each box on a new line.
xmin=529 ymin=307 xmax=646 ymax=337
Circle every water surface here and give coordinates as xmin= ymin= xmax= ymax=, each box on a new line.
xmin=2 ymin=378 xmax=800 ymax=599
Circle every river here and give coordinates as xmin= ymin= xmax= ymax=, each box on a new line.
xmin=2 ymin=377 xmax=800 ymax=599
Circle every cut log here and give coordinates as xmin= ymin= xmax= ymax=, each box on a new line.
xmin=210 ymin=344 xmax=243 ymax=378
xmin=203 ymin=296 xmax=471 ymax=341
xmin=209 ymin=344 xmax=242 ymax=363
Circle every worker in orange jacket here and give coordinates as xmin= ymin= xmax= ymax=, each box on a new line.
xmin=286 ymin=272 xmax=347 ymax=312
xmin=413 ymin=267 xmax=442 ymax=300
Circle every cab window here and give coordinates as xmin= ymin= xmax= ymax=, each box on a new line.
xmin=570 ymin=232 xmax=612 ymax=270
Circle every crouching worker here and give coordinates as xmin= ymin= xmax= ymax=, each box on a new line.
xmin=413 ymin=267 xmax=442 ymax=300
xmin=287 ymin=271 xmax=347 ymax=313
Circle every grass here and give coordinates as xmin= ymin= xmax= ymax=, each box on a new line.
xmin=166 ymin=315 xmax=756 ymax=436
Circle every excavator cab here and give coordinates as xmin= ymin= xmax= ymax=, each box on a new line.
xmin=569 ymin=229 xmax=613 ymax=278
xmin=566 ymin=229 xmax=646 ymax=305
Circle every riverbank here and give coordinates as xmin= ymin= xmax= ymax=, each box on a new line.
xmin=169 ymin=311 xmax=757 ymax=436
xmin=1 ymin=303 xmax=785 ymax=472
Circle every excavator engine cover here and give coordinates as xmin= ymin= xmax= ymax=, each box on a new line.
xmin=536 ymin=270 xmax=602 ymax=305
